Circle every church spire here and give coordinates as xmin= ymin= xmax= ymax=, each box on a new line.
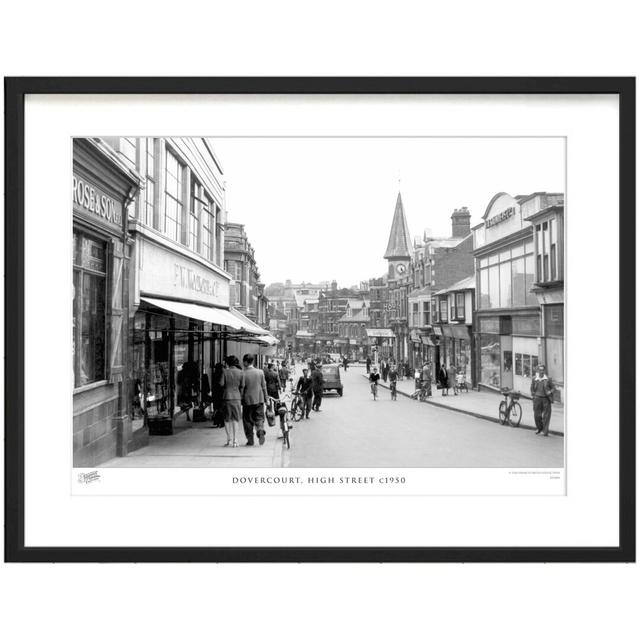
xmin=384 ymin=192 xmax=413 ymax=259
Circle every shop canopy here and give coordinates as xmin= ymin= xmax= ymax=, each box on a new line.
xmin=366 ymin=328 xmax=395 ymax=338
xmin=140 ymin=296 xmax=269 ymax=336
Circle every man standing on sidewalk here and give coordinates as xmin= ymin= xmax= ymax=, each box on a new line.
xmin=530 ymin=364 xmax=555 ymax=436
xmin=242 ymin=353 xmax=268 ymax=446
xmin=310 ymin=362 xmax=324 ymax=412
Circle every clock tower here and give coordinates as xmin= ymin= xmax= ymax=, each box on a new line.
xmin=384 ymin=191 xmax=413 ymax=281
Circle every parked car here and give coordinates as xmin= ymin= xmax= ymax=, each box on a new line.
xmin=321 ymin=364 xmax=343 ymax=396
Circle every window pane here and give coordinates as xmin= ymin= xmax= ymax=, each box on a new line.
xmin=511 ymin=243 xmax=524 ymax=258
xmin=515 ymin=352 xmax=523 ymax=376
xmin=512 ymin=257 xmax=525 ymax=307
xmin=524 ymin=254 xmax=537 ymax=305
xmin=499 ymin=261 xmax=512 ymax=308
xmin=488 ymin=265 xmax=500 ymax=308
xmin=80 ymin=272 xmax=106 ymax=385
xmin=479 ymin=268 xmax=489 ymax=309
xmin=480 ymin=335 xmax=501 ymax=386
xmin=499 ymin=249 xmax=511 ymax=262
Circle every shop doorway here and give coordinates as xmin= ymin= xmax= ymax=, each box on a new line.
xmin=500 ymin=335 xmax=513 ymax=389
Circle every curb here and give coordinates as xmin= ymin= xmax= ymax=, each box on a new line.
xmin=363 ymin=375 xmax=564 ymax=437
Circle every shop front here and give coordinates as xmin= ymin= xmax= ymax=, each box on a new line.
xmin=73 ymin=139 xmax=142 ymax=467
xmin=131 ymin=234 xmax=269 ymax=435
xmin=473 ymin=191 xmax=556 ymax=398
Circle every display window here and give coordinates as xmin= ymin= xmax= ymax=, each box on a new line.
xmin=72 ymin=232 xmax=107 ymax=387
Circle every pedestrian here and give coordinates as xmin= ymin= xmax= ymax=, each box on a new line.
xmin=211 ymin=362 xmax=226 ymax=428
xmin=380 ymin=359 xmax=387 ymax=382
xmin=388 ymin=364 xmax=398 ymax=400
xmin=438 ymin=362 xmax=449 ymax=396
xmin=414 ymin=365 xmax=421 ymax=390
xmin=421 ymin=361 xmax=432 ymax=397
xmin=241 ymin=353 xmax=268 ymax=446
xmin=530 ymin=364 xmax=555 ymax=436
xmin=264 ymin=362 xmax=281 ymax=402
xmin=310 ymin=362 xmax=324 ymax=412
xmin=278 ymin=360 xmax=290 ymax=389
xmin=342 ymin=355 xmax=349 ymax=371
xmin=295 ymin=367 xmax=314 ymax=419
xmin=369 ymin=366 xmax=380 ymax=400
xmin=366 ymin=355 xmax=371 ymax=374
xmin=447 ymin=362 xmax=458 ymax=396
xmin=221 ymin=356 xmax=244 ymax=447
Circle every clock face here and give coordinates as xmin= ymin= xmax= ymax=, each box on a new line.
xmin=396 ymin=264 xmax=406 ymax=274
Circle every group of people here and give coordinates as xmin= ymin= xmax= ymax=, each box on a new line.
xmin=202 ymin=354 xmax=328 ymax=447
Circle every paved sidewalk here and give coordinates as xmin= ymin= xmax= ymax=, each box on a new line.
xmin=100 ymin=419 xmax=291 ymax=468
xmin=363 ymin=374 xmax=565 ymax=435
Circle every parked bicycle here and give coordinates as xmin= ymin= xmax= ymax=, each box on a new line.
xmin=498 ymin=387 xmax=522 ymax=427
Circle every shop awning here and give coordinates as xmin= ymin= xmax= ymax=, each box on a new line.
xmin=227 ymin=307 xmax=269 ymax=336
xmin=141 ymin=296 xmax=245 ymax=330
xmin=366 ymin=328 xmax=395 ymax=338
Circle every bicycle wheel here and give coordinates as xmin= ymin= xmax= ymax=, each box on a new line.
xmin=284 ymin=429 xmax=290 ymax=449
xmin=498 ymin=400 xmax=508 ymax=425
xmin=508 ymin=401 xmax=522 ymax=428
xmin=293 ymin=399 xmax=303 ymax=422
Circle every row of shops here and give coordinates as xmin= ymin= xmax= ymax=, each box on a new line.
xmin=374 ymin=190 xmax=565 ymax=402
xmin=72 ymin=138 xmax=275 ymax=467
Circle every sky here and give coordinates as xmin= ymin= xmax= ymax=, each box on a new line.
xmin=210 ymin=137 xmax=565 ymax=287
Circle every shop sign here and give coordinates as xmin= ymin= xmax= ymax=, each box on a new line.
xmin=139 ymin=238 xmax=230 ymax=307
xmin=72 ymin=174 xmax=122 ymax=226
xmin=433 ymin=326 xmax=443 ymax=336
xmin=485 ymin=206 xmax=515 ymax=229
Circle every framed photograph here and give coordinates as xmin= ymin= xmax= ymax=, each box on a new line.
xmin=4 ymin=77 xmax=635 ymax=562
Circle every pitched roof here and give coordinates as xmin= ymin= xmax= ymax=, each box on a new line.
xmin=384 ymin=192 xmax=413 ymax=259
xmin=434 ymin=275 xmax=476 ymax=296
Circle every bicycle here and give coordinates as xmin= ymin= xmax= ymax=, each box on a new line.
xmin=370 ymin=382 xmax=378 ymax=400
xmin=292 ymin=391 xmax=306 ymax=422
xmin=498 ymin=387 xmax=522 ymax=427
xmin=274 ymin=395 xmax=293 ymax=449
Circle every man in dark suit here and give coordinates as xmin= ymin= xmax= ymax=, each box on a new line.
xmin=241 ymin=353 xmax=268 ymax=446
xmin=310 ymin=362 xmax=324 ymax=412
xmin=295 ymin=367 xmax=314 ymax=419
xmin=530 ymin=364 xmax=555 ymax=436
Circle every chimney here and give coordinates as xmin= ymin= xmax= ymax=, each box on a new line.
xmin=331 ymin=279 xmax=338 ymax=291
xmin=451 ymin=206 xmax=471 ymax=238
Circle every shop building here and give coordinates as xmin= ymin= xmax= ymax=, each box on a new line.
xmin=431 ymin=276 xmax=476 ymax=386
xmin=73 ymin=138 xmax=142 ymax=467
xmin=473 ymin=192 xmax=564 ymax=398
xmin=103 ymin=137 xmax=272 ymax=445
xmin=524 ymin=199 xmax=565 ymax=403
xmin=337 ymin=298 xmax=371 ymax=360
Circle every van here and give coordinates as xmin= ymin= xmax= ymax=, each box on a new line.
xmin=321 ymin=364 xmax=343 ymax=396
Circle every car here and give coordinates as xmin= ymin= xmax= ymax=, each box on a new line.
xmin=321 ymin=364 xmax=343 ymax=396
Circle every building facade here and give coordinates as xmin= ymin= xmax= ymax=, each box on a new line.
xmin=473 ymin=192 xmax=564 ymax=398
xmin=86 ymin=137 xmax=272 ymax=460
xmin=73 ymin=138 xmax=142 ymax=467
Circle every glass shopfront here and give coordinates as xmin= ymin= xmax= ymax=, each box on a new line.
xmin=131 ymin=305 xmax=226 ymax=431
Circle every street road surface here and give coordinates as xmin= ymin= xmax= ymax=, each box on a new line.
xmin=101 ymin=365 xmax=564 ymax=468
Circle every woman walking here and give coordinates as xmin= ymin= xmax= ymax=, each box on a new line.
xmin=438 ymin=362 xmax=449 ymax=396
xmin=221 ymin=355 xmax=244 ymax=447
xmin=447 ymin=362 xmax=458 ymax=396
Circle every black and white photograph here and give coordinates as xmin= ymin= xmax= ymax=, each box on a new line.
xmin=73 ymin=135 xmax=565 ymax=471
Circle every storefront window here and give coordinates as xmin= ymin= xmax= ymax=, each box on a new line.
xmin=479 ymin=268 xmax=489 ymax=309
xmin=524 ymin=254 xmax=537 ymax=305
xmin=480 ymin=334 xmax=501 ymax=387
xmin=73 ymin=233 xmax=107 ymax=387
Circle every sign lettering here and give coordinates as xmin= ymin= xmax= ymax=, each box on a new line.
xmin=174 ymin=264 xmax=219 ymax=298
xmin=486 ymin=206 xmax=515 ymax=228
xmin=73 ymin=175 xmax=122 ymax=225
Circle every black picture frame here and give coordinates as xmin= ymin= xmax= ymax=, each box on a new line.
xmin=4 ymin=77 xmax=635 ymax=563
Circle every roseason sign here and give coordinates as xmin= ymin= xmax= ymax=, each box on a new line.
xmin=485 ymin=206 xmax=515 ymax=228
xmin=72 ymin=175 xmax=122 ymax=225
